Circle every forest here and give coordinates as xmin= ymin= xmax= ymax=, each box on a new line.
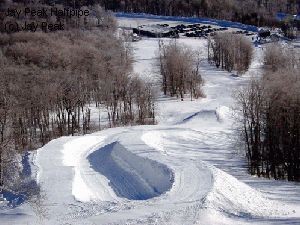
xmin=236 ymin=44 xmax=300 ymax=181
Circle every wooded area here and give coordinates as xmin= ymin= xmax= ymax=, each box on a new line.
xmin=0 ymin=3 xmax=156 ymax=195
xmin=158 ymin=41 xmax=204 ymax=101
xmin=236 ymin=44 xmax=300 ymax=181
xmin=208 ymin=33 xmax=253 ymax=75
xmin=0 ymin=2 xmax=116 ymax=32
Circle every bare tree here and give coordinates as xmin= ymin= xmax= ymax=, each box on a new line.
xmin=158 ymin=41 xmax=204 ymax=100
xmin=208 ymin=32 xmax=253 ymax=75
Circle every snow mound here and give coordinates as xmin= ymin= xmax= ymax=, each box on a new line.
xmin=87 ymin=142 xmax=174 ymax=200
xmin=206 ymin=166 xmax=294 ymax=217
xmin=180 ymin=110 xmax=219 ymax=125
xmin=215 ymin=106 xmax=232 ymax=122
xmin=179 ymin=107 xmax=232 ymax=126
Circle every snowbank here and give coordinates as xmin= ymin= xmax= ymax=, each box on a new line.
xmin=181 ymin=110 xmax=218 ymax=124
xmin=206 ymin=166 xmax=294 ymax=217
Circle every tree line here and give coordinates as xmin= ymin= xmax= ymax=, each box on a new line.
xmin=2 ymin=0 xmax=299 ymax=27
xmin=236 ymin=44 xmax=300 ymax=181
xmin=99 ymin=0 xmax=298 ymax=27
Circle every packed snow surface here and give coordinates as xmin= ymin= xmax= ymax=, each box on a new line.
xmin=1 ymin=16 xmax=300 ymax=225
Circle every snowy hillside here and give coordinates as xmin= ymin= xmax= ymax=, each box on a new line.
xmin=1 ymin=16 xmax=300 ymax=225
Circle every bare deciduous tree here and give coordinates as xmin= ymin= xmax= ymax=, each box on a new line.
xmin=208 ymin=33 xmax=253 ymax=75
xmin=158 ymin=41 xmax=204 ymax=100
xmin=235 ymin=45 xmax=300 ymax=181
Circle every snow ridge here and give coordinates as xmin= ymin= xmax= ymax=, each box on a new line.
xmin=205 ymin=166 xmax=294 ymax=218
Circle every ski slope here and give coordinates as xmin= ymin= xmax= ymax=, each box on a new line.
xmin=1 ymin=17 xmax=300 ymax=225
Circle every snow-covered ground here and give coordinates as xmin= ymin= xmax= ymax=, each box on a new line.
xmin=1 ymin=17 xmax=300 ymax=225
